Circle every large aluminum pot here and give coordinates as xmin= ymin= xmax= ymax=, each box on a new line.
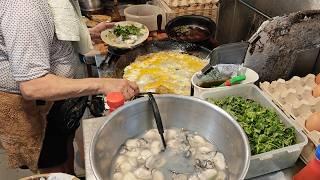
xmin=78 ymin=0 xmax=103 ymax=11
xmin=90 ymin=95 xmax=250 ymax=180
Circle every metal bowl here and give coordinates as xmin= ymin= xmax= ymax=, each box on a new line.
xmin=90 ymin=95 xmax=250 ymax=180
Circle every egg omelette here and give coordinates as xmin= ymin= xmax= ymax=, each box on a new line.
xmin=123 ymin=51 xmax=207 ymax=95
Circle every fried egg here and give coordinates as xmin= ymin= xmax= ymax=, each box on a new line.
xmin=123 ymin=51 xmax=207 ymax=95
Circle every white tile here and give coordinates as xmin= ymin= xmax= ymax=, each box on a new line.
xmin=0 ymin=153 xmax=33 ymax=179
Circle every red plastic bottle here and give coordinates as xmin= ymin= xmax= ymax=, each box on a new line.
xmin=293 ymin=145 xmax=320 ymax=180
xmin=106 ymin=92 xmax=125 ymax=113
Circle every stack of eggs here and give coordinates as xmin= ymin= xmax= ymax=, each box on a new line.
xmin=260 ymin=73 xmax=320 ymax=161
xmin=307 ymin=74 xmax=320 ymax=132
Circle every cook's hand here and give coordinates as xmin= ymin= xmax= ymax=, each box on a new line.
xmin=89 ymin=22 xmax=114 ymax=44
xmin=101 ymin=78 xmax=139 ymax=100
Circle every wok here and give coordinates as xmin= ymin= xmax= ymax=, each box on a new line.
xmin=97 ymin=40 xmax=210 ymax=78
xmin=165 ymin=15 xmax=216 ymax=43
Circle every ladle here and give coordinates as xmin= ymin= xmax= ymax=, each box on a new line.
xmin=147 ymin=92 xmax=167 ymax=150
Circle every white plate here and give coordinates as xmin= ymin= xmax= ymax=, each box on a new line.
xmin=100 ymin=21 xmax=149 ymax=49
xmin=191 ymin=67 xmax=259 ymax=97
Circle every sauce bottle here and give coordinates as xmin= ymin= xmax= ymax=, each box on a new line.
xmin=293 ymin=145 xmax=320 ymax=180
xmin=106 ymin=92 xmax=125 ymax=113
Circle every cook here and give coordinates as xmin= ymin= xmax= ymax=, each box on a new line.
xmin=0 ymin=0 xmax=139 ymax=175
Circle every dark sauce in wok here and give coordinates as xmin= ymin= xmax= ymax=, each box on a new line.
xmin=173 ymin=25 xmax=210 ymax=42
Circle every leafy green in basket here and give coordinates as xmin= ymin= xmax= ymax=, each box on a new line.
xmin=207 ymin=96 xmax=296 ymax=155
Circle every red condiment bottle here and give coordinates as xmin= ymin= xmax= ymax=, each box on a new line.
xmin=293 ymin=145 xmax=320 ymax=180
xmin=106 ymin=92 xmax=125 ymax=113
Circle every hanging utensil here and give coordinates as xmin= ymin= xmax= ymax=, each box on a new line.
xmin=147 ymin=92 xmax=166 ymax=150
xmin=157 ymin=14 xmax=163 ymax=32
xmin=111 ymin=0 xmax=122 ymax=22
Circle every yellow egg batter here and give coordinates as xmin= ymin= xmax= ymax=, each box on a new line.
xmin=123 ymin=51 xmax=207 ymax=95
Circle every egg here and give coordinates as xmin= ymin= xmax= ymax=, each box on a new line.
xmin=316 ymin=73 xmax=320 ymax=85
xmin=305 ymin=112 xmax=320 ymax=132
xmin=312 ymin=85 xmax=320 ymax=97
xmin=123 ymin=52 xmax=207 ymax=95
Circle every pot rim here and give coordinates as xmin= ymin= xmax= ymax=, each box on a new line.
xmin=89 ymin=94 xmax=250 ymax=180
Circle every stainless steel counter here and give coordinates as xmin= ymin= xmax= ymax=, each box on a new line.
xmin=83 ymin=116 xmax=305 ymax=180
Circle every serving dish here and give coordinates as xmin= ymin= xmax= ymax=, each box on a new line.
xmin=100 ymin=21 xmax=149 ymax=49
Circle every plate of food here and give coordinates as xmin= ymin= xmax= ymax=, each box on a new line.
xmin=100 ymin=21 xmax=149 ymax=49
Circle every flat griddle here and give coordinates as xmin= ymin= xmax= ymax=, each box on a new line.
xmin=97 ymin=40 xmax=210 ymax=78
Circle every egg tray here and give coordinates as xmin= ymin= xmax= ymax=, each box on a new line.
xmin=162 ymin=0 xmax=218 ymax=7
xmin=260 ymin=74 xmax=320 ymax=162
xmin=153 ymin=0 xmax=218 ymax=23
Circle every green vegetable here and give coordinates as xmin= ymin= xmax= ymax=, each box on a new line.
xmin=207 ymin=96 xmax=296 ymax=155
xmin=113 ymin=25 xmax=142 ymax=40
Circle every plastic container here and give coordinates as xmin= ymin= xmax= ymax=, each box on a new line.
xmin=124 ymin=4 xmax=166 ymax=31
xmin=191 ymin=67 xmax=259 ymax=97
xmin=294 ymin=145 xmax=320 ymax=180
xmin=106 ymin=92 xmax=125 ymax=112
xmin=199 ymin=84 xmax=308 ymax=178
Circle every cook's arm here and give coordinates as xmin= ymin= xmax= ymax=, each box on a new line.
xmin=19 ymin=74 xmax=138 ymax=101
xmin=2 ymin=0 xmax=138 ymax=101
